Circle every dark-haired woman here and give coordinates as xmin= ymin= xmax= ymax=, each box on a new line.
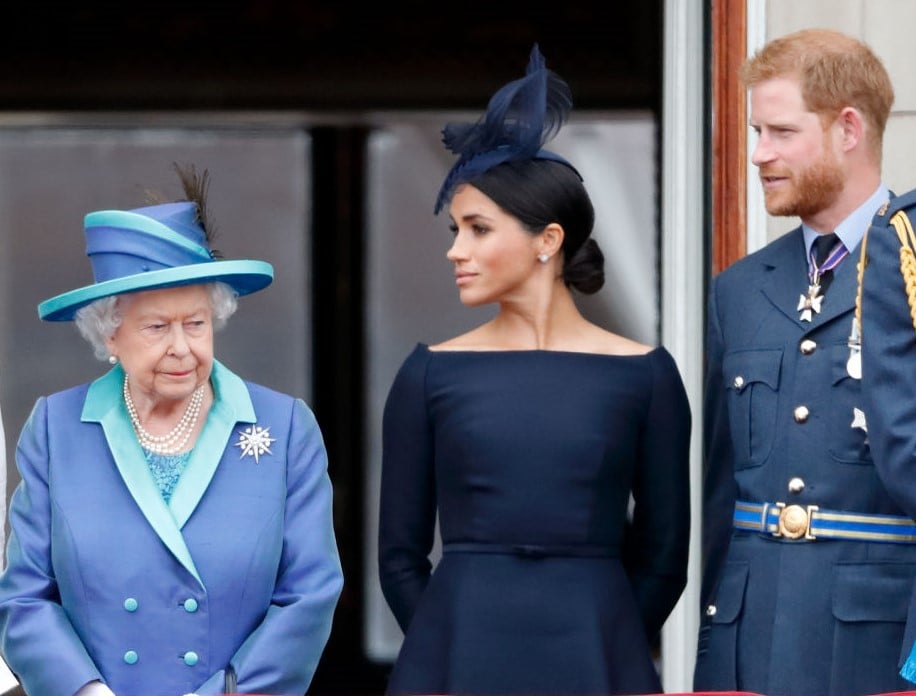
xmin=378 ymin=46 xmax=692 ymax=696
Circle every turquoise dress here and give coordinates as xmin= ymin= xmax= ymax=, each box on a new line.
xmin=145 ymin=450 xmax=191 ymax=503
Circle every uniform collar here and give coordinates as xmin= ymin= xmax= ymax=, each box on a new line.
xmin=802 ymin=184 xmax=889 ymax=258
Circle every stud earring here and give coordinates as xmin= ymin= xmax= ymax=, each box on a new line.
xmin=538 ymin=254 xmax=550 ymax=264
xmin=108 ymin=355 xmax=118 ymax=365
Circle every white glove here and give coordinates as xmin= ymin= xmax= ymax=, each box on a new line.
xmin=74 ymin=681 xmax=116 ymax=696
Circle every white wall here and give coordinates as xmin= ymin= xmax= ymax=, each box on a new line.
xmin=756 ymin=0 xmax=916 ymax=244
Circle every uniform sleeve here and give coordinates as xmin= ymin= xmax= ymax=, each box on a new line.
xmin=199 ymin=398 xmax=343 ymax=696
xmin=860 ymin=214 xmax=916 ymax=518
xmin=0 ymin=397 xmax=104 ymax=696
xmin=699 ymin=276 xmax=739 ymax=609
xmin=378 ymin=346 xmax=437 ymax=633
xmin=625 ymin=347 xmax=692 ymax=640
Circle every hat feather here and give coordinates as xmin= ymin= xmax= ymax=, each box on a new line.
xmin=434 ymin=44 xmax=573 ymax=214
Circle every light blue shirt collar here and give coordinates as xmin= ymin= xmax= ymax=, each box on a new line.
xmin=802 ymin=184 xmax=889 ymax=259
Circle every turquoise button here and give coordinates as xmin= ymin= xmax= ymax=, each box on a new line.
xmin=183 ymin=598 xmax=199 ymax=613
xmin=183 ymin=651 xmax=199 ymax=666
xmin=123 ymin=650 xmax=138 ymax=665
xmin=123 ymin=598 xmax=138 ymax=612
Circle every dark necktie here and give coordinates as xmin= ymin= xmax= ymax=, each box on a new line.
xmin=812 ymin=232 xmax=840 ymax=294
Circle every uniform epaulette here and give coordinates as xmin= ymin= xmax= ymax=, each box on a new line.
xmin=859 ymin=187 xmax=916 ymax=336
xmin=873 ymin=188 xmax=916 ymax=223
xmin=854 ymin=190 xmax=916 ymax=351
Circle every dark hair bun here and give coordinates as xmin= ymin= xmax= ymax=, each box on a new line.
xmin=564 ymin=238 xmax=604 ymax=294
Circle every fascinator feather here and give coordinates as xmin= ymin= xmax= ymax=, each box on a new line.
xmin=37 ymin=164 xmax=273 ymax=321
xmin=434 ymin=43 xmax=580 ymax=214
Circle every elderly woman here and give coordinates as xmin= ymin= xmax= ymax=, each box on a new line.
xmin=0 ymin=169 xmax=343 ymax=696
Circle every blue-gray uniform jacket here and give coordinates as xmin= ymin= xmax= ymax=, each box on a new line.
xmin=694 ymin=206 xmax=916 ymax=695
xmin=860 ymin=189 xmax=916 ymax=686
xmin=0 ymin=360 xmax=343 ymax=696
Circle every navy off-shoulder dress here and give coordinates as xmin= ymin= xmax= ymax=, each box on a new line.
xmin=378 ymin=344 xmax=691 ymax=696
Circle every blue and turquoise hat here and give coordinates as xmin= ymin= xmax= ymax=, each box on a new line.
xmin=38 ymin=201 xmax=274 ymax=321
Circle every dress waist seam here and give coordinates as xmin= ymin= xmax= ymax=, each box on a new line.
xmin=442 ymin=542 xmax=620 ymax=558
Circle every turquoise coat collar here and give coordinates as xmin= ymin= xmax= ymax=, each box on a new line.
xmin=81 ymin=360 xmax=255 ymax=586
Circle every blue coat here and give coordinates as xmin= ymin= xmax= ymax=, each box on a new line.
xmin=0 ymin=361 xmax=343 ymax=696
xmin=860 ymin=190 xmax=916 ymax=684
xmin=693 ymin=226 xmax=916 ymax=696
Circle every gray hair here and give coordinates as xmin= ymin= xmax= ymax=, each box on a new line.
xmin=74 ymin=282 xmax=239 ymax=361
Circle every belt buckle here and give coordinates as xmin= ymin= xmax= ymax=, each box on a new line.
xmin=774 ymin=502 xmax=819 ymax=540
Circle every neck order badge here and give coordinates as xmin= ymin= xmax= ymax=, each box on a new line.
xmin=798 ymin=233 xmax=847 ymax=321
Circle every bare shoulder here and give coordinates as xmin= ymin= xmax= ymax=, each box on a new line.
xmin=586 ymin=327 xmax=654 ymax=357
xmin=428 ymin=326 xmax=494 ymax=352
xmin=428 ymin=322 xmax=655 ymax=356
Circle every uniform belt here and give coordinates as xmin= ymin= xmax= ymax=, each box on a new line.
xmin=734 ymin=500 xmax=916 ymax=543
xmin=442 ymin=542 xmax=619 ymax=558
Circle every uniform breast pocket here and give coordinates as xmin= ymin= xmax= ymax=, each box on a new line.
xmin=723 ymin=348 xmax=782 ymax=469
xmin=829 ymin=344 xmax=870 ymax=465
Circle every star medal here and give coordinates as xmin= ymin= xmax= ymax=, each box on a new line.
xmin=798 ymin=283 xmax=824 ymax=322
xmin=235 ymin=425 xmax=276 ymax=463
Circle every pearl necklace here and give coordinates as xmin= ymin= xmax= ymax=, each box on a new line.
xmin=123 ymin=376 xmax=205 ymax=455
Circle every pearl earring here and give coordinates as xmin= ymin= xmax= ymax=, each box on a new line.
xmin=108 ymin=355 xmax=118 ymax=365
xmin=538 ymin=254 xmax=550 ymax=264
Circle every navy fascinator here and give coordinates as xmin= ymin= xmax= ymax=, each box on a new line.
xmin=433 ymin=43 xmax=581 ymax=215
